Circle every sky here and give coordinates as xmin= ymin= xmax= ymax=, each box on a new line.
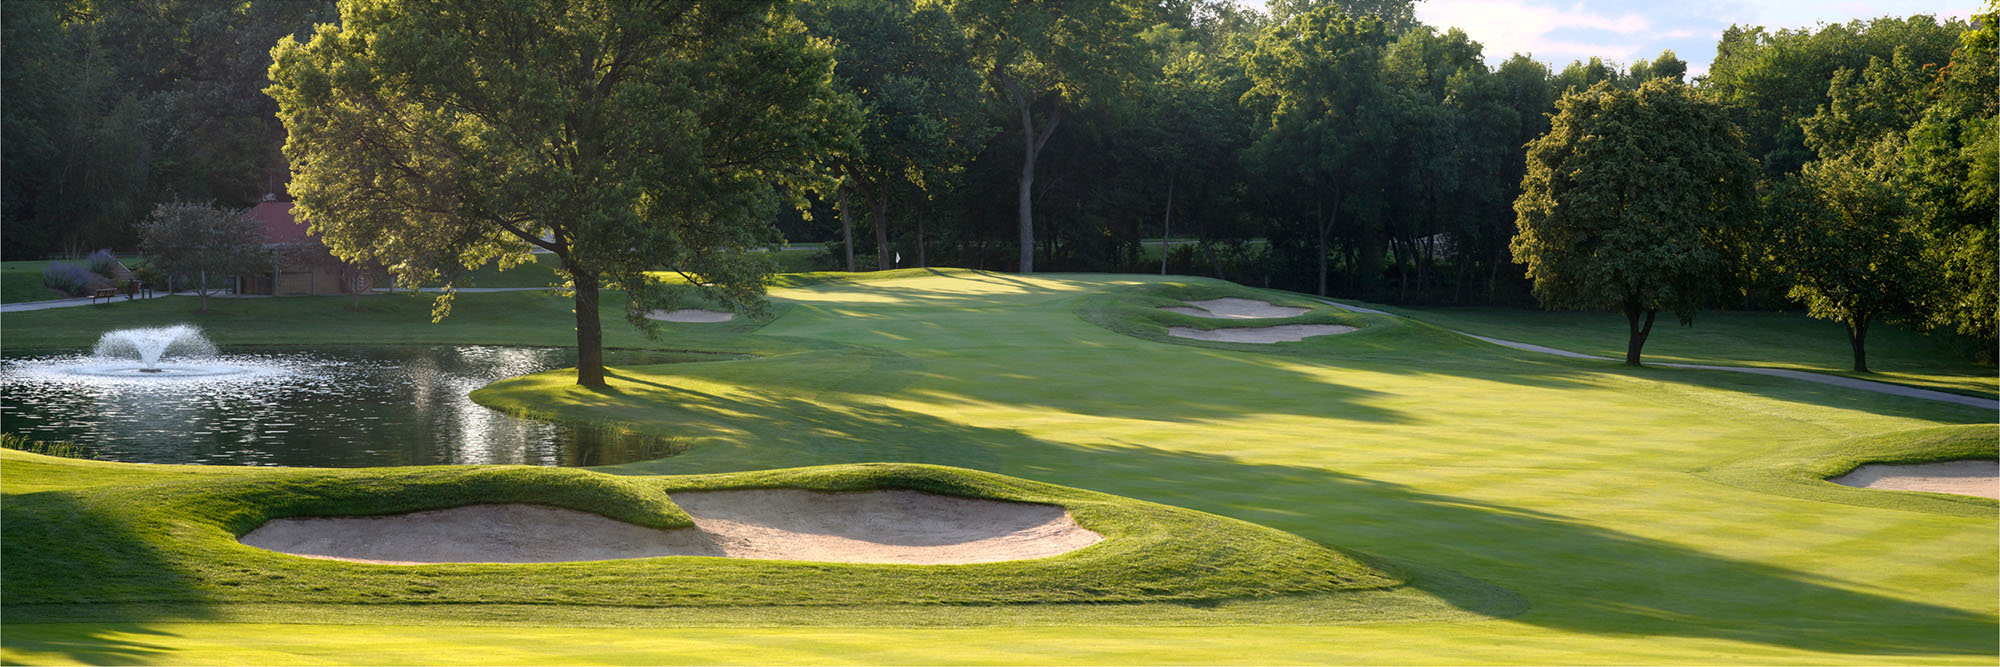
xmin=1255 ymin=0 xmax=1981 ymax=78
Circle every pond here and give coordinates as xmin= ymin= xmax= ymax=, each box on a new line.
xmin=0 ymin=345 xmax=695 ymax=467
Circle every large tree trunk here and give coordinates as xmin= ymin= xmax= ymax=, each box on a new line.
xmin=872 ymin=192 xmax=891 ymax=271
xmin=837 ymin=187 xmax=856 ymax=272
xmin=1160 ymin=179 xmax=1173 ymax=275
xmin=1017 ymin=160 xmax=1035 ymax=273
xmin=916 ymin=204 xmax=928 ymax=268
xmin=1622 ymin=299 xmax=1657 ymax=367
xmin=572 ymin=270 xmax=605 ymax=387
xmin=1000 ymin=71 xmax=1060 ymax=274
xmin=1316 ymin=217 xmax=1329 ymax=297
xmin=1846 ymin=314 xmax=1872 ymax=373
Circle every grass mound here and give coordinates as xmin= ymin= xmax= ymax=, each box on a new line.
xmin=2 ymin=454 xmax=1399 ymax=618
xmin=1698 ymin=424 xmax=1999 ymax=517
xmin=1074 ymin=279 xmax=1466 ymax=356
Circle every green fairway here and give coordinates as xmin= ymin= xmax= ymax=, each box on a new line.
xmin=1375 ymin=303 xmax=1998 ymax=399
xmin=3 ymin=271 xmax=1994 ymax=665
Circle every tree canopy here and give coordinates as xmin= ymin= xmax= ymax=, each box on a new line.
xmin=1510 ymin=80 xmax=1759 ymax=365
xmin=267 ymin=0 xmax=857 ymax=386
xmin=137 ymin=201 xmax=269 ymax=313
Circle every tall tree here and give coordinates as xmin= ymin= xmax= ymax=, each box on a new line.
xmin=948 ymin=0 xmax=1146 ymax=273
xmin=1627 ymin=50 xmax=1687 ymax=84
xmin=269 ymin=0 xmax=857 ymax=386
xmin=1766 ymin=148 xmax=1928 ymax=372
xmin=1242 ymin=8 xmax=1390 ymax=296
xmin=1900 ymin=5 xmax=1998 ymax=344
xmin=1 ymin=0 xmax=335 ymax=259
xmin=1511 ymin=81 xmax=1758 ymax=366
xmin=1704 ymin=16 xmax=1964 ymax=175
xmin=800 ymin=0 xmax=990 ymax=271
xmin=1265 ymin=0 xmax=1417 ymax=34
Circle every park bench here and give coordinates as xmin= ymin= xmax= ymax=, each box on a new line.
xmin=90 ymin=287 xmax=118 ymax=304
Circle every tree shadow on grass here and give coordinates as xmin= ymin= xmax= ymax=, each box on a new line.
xmin=597 ymin=388 xmax=1996 ymax=658
xmin=1 ymin=489 xmax=216 ymax=665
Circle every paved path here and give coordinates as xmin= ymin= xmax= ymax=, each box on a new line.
xmin=1 ymin=291 xmax=175 ymax=313
xmin=374 ymin=287 xmax=553 ymax=293
xmin=1319 ymin=299 xmax=1998 ymax=411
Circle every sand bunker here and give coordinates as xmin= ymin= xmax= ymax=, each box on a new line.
xmin=1159 ymin=298 xmax=1309 ymax=319
xmin=239 ymin=489 xmax=1101 ymax=565
xmin=645 ymin=309 xmax=733 ymax=323
xmin=1830 ymin=460 xmax=1999 ymax=499
xmin=1168 ymin=324 xmax=1356 ymax=344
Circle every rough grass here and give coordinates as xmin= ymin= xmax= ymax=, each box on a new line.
xmin=2 ymin=270 xmax=1994 ymax=665
xmin=1374 ymin=303 xmax=1998 ymax=399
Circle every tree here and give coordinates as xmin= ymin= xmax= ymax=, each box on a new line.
xmin=1899 ymin=5 xmax=1998 ymax=345
xmin=268 ymin=0 xmax=857 ymax=386
xmin=1626 ymin=50 xmax=1687 ymax=84
xmin=1 ymin=0 xmax=335 ymax=260
xmin=800 ymin=0 xmax=991 ymax=272
xmin=1510 ymin=81 xmax=1758 ymax=366
xmin=1242 ymin=7 xmax=1390 ymax=296
xmin=1766 ymin=149 xmax=1928 ymax=372
xmin=1704 ymin=16 xmax=1964 ymax=175
xmin=948 ymin=0 xmax=1146 ymax=273
xmin=137 ymin=202 xmax=269 ymax=313
xmin=1265 ymin=0 xmax=1417 ymax=34
xmin=1764 ymin=46 xmax=1941 ymax=372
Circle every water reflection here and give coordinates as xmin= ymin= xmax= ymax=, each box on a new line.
xmin=0 ymin=346 xmax=687 ymax=468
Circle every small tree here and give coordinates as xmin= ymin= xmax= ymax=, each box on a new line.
xmin=1511 ymin=80 xmax=1758 ymax=365
xmin=138 ymin=202 xmax=269 ymax=312
xmin=1767 ymin=148 xmax=1929 ymax=372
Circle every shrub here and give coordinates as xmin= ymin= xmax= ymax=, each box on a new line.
xmin=41 ymin=262 xmax=96 ymax=296
xmin=86 ymin=248 xmax=121 ymax=277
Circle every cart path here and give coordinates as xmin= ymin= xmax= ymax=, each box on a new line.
xmin=1319 ymin=299 xmax=1998 ymax=411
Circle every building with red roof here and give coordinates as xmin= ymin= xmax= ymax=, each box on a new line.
xmin=237 ymin=201 xmax=378 ymax=296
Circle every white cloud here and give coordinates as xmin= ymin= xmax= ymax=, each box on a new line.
xmin=1415 ymin=0 xmax=1655 ymax=63
xmin=1724 ymin=0 xmax=1977 ymax=31
xmin=1410 ymin=0 xmax=1980 ymax=76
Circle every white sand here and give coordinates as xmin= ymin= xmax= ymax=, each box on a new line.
xmin=1830 ymin=460 xmax=1999 ymax=499
xmin=239 ymin=490 xmax=1101 ymax=565
xmin=1168 ymin=324 xmax=1357 ymax=344
xmin=645 ymin=309 xmax=733 ymax=323
xmin=1159 ymin=298 xmax=1309 ymax=319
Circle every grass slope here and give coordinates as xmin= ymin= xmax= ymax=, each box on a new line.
xmin=2 ymin=260 xmax=68 ymax=304
xmin=1376 ymin=304 xmax=1998 ymax=399
xmin=3 ymin=270 xmax=1995 ymax=665
xmin=1698 ymin=423 xmax=1998 ymax=517
xmin=2 ymin=456 xmax=1397 ymax=611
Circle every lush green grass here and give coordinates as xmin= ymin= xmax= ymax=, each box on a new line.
xmin=2 ymin=259 xmax=69 ymax=303
xmin=3 ymin=270 xmax=1995 ymax=664
xmin=1698 ymin=424 xmax=1999 ymax=518
xmin=3 ymin=457 xmax=1397 ymax=611
xmin=445 ymin=248 xmax=832 ymax=289
xmin=1373 ymin=303 xmax=1998 ymax=399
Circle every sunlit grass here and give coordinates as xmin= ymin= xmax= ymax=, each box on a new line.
xmin=2 ymin=270 xmax=1994 ymax=664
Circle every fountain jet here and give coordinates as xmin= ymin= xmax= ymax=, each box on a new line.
xmin=92 ymin=325 xmax=217 ymax=371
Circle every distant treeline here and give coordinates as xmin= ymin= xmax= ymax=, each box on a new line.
xmin=4 ymin=0 xmax=1992 ymax=343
